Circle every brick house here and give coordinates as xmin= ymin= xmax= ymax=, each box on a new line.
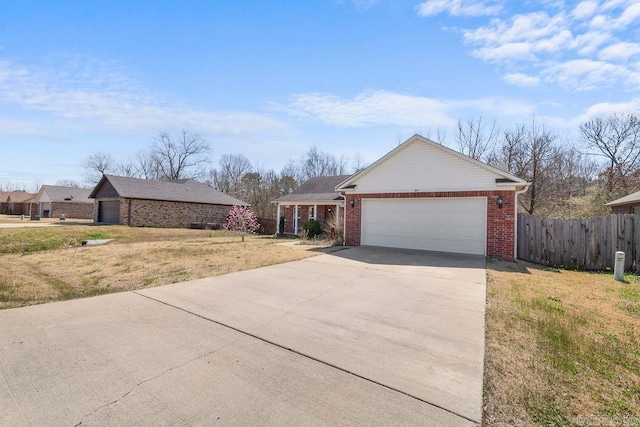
xmin=34 ymin=186 xmax=94 ymax=219
xmin=605 ymin=191 xmax=640 ymax=214
xmin=336 ymin=135 xmax=529 ymax=261
xmin=0 ymin=191 xmax=37 ymax=216
xmin=89 ymin=174 xmax=248 ymax=228
xmin=272 ymin=175 xmax=349 ymax=236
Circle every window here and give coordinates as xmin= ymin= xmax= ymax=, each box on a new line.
xmin=308 ymin=206 xmax=315 ymax=220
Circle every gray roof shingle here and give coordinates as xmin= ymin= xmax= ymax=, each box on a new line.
xmin=41 ymin=186 xmax=94 ymax=203
xmin=91 ymin=175 xmax=248 ymax=206
xmin=273 ymin=175 xmax=350 ymax=203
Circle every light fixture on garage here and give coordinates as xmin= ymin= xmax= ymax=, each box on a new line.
xmin=350 ymin=199 xmax=355 ymax=208
xmin=497 ymin=195 xmax=504 ymax=209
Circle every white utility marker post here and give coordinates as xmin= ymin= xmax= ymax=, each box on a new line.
xmin=614 ymin=251 xmax=625 ymax=281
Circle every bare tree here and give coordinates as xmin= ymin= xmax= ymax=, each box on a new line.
xmin=209 ymin=154 xmax=252 ymax=197
xmin=83 ymin=152 xmax=115 ymax=185
xmin=351 ymin=152 xmax=369 ymax=173
xmin=298 ymin=146 xmax=347 ymax=182
xmin=0 ymin=181 xmax=25 ymax=191
xmin=152 ymin=130 xmax=211 ymax=181
xmin=115 ymin=161 xmax=138 ymax=178
xmin=580 ymin=112 xmax=640 ymax=193
xmin=134 ymin=150 xmax=161 ymax=180
xmin=55 ymin=179 xmax=82 ymax=188
xmin=457 ymin=116 xmax=498 ymax=161
xmin=420 ymin=127 xmax=448 ymax=144
xmin=489 ymin=119 xmax=557 ymax=215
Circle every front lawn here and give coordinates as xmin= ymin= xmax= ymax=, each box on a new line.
xmin=0 ymin=225 xmax=329 ymax=309
xmin=484 ymin=260 xmax=640 ymax=426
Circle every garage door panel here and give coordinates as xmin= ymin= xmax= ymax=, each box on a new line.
xmin=361 ymin=198 xmax=486 ymax=255
xmin=98 ymin=201 xmax=120 ymax=224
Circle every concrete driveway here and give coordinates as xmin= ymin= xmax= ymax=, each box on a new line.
xmin=0 ymin=246 xmax=486 ymax=426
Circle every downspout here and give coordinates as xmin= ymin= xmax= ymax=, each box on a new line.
xmin=127 ymin=198 xmax=132 ymax=226
xmin=514 ymin=186 xmax=529 ymax=260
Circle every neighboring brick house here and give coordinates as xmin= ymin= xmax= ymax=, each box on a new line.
xmin=335 ymin=134 xmax=530 ymax=261
xmin=272 ymin=175 xmax=349 ymax=236
xmin=34 ymin=186 xmax=94 ymax=219
xmin=89 ymin=174 xmax=248 ymax=228
xmin=605 ymin=191 xmax=640 ymax=214
xmin=0 ymin=191 xmax=37 ymax=215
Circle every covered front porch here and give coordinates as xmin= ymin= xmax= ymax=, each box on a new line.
xmin=275 ymin=202 xmax=344 ymax=236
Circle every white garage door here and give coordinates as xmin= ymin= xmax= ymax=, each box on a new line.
xmin=361 ymin=198 xmax=487 ymax=255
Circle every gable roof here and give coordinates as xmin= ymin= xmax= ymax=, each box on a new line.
xmin=605 ymin=190 xmax=640 ymax=207
xmin=273 ymin=175 xmax=350 ymax=203
xmin=90 ymin=174 xmax=248 ymax=206
xmin=6 ymin=191 xmax=36 ymax=203
xmin=35 ymin=186 xmax=94 ymax=204
xmin=336 ymin=134 xmax=529 ymax=192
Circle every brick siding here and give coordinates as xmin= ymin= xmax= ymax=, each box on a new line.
xmin=344 ymin=191 xmax=516 ymax=261
xmin=115 ymin=198 xmax=232 ymax=228
xmin=1 ymin=202 xmax=38 ymax=216
xmin=50 ymin=202 xmax=94 ymax=219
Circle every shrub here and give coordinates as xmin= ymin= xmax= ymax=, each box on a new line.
xmin=302 ymin=219 xmax=322 ymax=239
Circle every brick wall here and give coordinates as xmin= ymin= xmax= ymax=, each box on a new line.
xmin=120 ymin=198 xmax=232 ymax=228
xmin=51 ymin=202 xmax=95 ymax=219
xmin=344 ymin=191 xmax=516 ymax=261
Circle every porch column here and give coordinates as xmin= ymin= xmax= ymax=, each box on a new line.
xmin=276 ymin=204 xmax=281 ymax=236
xmin=335 ymin=204 xmax=340 ymax=230
xmin=313 ymin=204 xmax=318 ymax=220
xmin=294 ymin=204 xmax=299 ymax=234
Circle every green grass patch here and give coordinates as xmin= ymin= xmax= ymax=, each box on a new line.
xmin=84 ymin=231 xmax=112 ymax=240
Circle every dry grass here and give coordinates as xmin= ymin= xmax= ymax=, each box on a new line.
xmin=484 ymin=260 xmax=640 ymax=426
xmin=0 ymin=225 xmax=333 ymax=309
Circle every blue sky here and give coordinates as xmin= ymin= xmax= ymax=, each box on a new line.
xmin=1 ymin=0 xmax=639 ymax=190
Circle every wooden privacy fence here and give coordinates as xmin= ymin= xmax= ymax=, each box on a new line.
xmin=517 ymin=213 xmax=640 ymax=271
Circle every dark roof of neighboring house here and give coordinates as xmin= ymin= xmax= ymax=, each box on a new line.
xmin=273 ymin=175 xmax=351 ymax=203
xmin=90 ymin=174 xmax=248 ymax=206
xmin=605 ymin=190 xmax=640 ymax=207
xmin=38 ymin=186 xmax=94 ymax=204
xmin=6 ymin=191 xmax=36 ymax=203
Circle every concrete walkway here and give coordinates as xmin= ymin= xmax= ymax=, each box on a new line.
xmin=0 ymin=246 xmax=486 ymax=426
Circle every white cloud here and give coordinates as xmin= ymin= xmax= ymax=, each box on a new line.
xmin=285 ymin=91 xmax=455 ymax=127
xmin=542 ymin=59 xmax=632 ymax=90
xmin=0 ymin=59 xmax=289 ymax=138
xmin=416 ymin=0 xmax=502 ymax=17
xmin=572 ymin=97 xmax=640 ymax=123
xmin=463 ymin=12 xmax=570 ymax=59
xmin=283 ymin=90 xmax=535 ymax=127
xmin=599 ymin=42 xmax=640 ymax=61
xmin=572 ymin=0 xmax=598 ymax=19
xmin=616 ymin=1 xmax=640 ymax=26
xmin=443 ymin=0 xmax=640 ymax=90
xmin=503 ymin=73 xmax=541 ymax=86
xmin=573 ymin=30 xmax=612 ymax=55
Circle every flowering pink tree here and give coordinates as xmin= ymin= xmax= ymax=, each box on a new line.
xmin=224 ymin=205 xmax=260 ymax=242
